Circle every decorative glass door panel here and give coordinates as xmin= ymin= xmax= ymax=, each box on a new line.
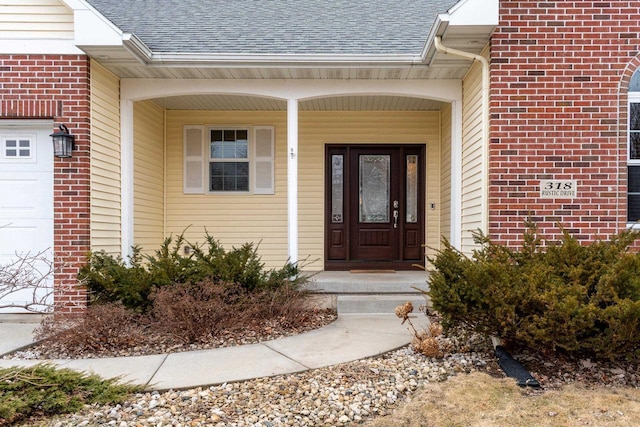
xmin=359 ymin=155 xmax=390 ymax=223
xmin=325 ymin=145 xmax=425 ymax=270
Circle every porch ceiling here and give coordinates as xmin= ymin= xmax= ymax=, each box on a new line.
xmin=151 ymin=95 xmax=445 ymax=111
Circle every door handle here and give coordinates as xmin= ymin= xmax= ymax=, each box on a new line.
xmin=393 ymin=200 xmax=399 ymax=228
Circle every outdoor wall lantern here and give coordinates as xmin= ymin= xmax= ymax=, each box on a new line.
xmin=51 ymin=124 xmax=75 ymax=158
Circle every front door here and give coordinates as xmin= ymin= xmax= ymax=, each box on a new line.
xmin=325 ymin=145 xmax=425 ymax=270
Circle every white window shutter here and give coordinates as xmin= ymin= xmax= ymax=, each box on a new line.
xmin=183 ymin=126 xmax=204 ymax=194
xmin=253 ymin=126 xmax=275 ymax=194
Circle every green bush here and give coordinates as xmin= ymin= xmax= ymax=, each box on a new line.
xmin=427 ymin=222 xmax=640 ymax=360
xmin=0 ymin=364 xmax=139 ymax=426
xmin=78 ymin=231 xmax=305 ymax=311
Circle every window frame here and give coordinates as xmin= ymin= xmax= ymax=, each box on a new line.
xmin=208 ymin=127 xmax=251 ymax=194
xmin=628 ymin=89 xmax=640 ymax=223
xmin=0 ymin=134 xmax=36 ymax=163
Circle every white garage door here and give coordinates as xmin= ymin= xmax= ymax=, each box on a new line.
xmin=0 ymin=121 xmax=54 ymax=313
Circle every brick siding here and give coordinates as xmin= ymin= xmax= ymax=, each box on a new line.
xmin=489 ymin=1 xmax=640 ymax=246
xmin=0 ymin=54 xmax=90 ymax=313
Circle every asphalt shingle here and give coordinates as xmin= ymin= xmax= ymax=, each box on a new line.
xmin=85 ymin=0 xmax=459 ymax=55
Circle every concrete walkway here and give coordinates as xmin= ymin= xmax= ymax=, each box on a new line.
xmin=0 ymin=314 xmax=429 ymax=391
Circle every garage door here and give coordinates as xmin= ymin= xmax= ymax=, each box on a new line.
xmin=0 ymin=121 xmax=54 ymax=313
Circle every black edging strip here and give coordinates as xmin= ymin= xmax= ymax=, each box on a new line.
xmin=494 ymin=345 xmax=540 ymax=388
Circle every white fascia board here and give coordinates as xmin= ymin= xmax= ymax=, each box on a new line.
xmin=448 ymin=0 xmax=499 ymax=26
xmin=61 ymin=0 xmax=125 ymax=47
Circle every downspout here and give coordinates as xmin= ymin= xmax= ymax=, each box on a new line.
xmin=434 ymin=36 xmax=490 ymax=237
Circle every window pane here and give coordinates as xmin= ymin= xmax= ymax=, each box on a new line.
xmin=5 ymin=149 xmax=16 ymax=157
xmin=631 ymin=132 xmax=640 ymax=160
xmin=211 ymin=176 xmax=223 ymax=191
xmin=631 ymin=70 xmax=640 ymax=92
xmin=19 ymin=140 xmax=30 ymax=148
xmin=631 ymin=104 xmax=640 ymax=130
xmin=211 ymin=141 xmax=223 ymax=158
xmin=331 ymin=155 xmax=344 ymax=223
xmin=236 ymin=140 xmax=248 ymax=158
xmin=629 ymin=194 xmax=640 ymax=222
xmin=629 ymin=166 xmax=640 ymax=192
xmin=406 ymin=155 xmax=418 ymax=223
xmin=237 ymin=130 xmax=248 ymax=141
xmin=5 ymin=140 xmax=16 ymax=148
xmin=359 ymin=155 xmax=390 ymax=223
xmin=211 ymin=130 xmax=223 ymax=142
xmin=209 ymin=161 xmax=249 ymax=192
xmin=224 ymin=130 xmax=235 ymax=141
xmin=19 ymin=149 xmax=30 ymax=157
xmin=221 ymin=142 xmax=235 ymax=159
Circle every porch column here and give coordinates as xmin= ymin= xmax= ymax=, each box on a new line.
xmin=287 ymin=99 xmax=299 ymax=264
xmin=451 ymin=99 xmax=463 ymax=250
xmin=120 ymin=98 xmax=134 ymax=260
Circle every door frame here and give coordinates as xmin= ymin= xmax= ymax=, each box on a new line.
xmin=324 ymin=144 xmax=426 ymax=270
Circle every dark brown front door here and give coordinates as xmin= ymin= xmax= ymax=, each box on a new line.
xmin=325 ymin=145 xmax=425 ymax=270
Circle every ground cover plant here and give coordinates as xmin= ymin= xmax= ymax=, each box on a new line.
xmin=426 ymin=221 xmax=640 ymax=361
xmin=0 ymin=364 xmax=140 ymax=426
xmin=32 ymin=232 xmax=335 ymax=358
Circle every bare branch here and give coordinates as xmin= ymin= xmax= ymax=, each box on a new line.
xmin=0 ymin=249 xmax=61 ymax=312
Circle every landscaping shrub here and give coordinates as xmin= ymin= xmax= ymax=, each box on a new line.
xmin=427 ymin=222 xmax=640 ymax=360
xmin=149 ymin=280 xmax=249 ymax=343
xmin=0 ymin=364 xmax=139 ymax=426
xmin=35 ymin=303 xmax=148 ymax=355
xmin=79 ymin=231 xmax=306 ymax=311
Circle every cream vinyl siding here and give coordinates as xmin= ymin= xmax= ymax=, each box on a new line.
xmin=133 ymin=100 xmax=165 ymax=252
xmin=165 ymin=110 xmax=440 ymax=270
xmin=460 ymin=54 xmax=485 ymax=253
xmin=165 ymin=111 xmax=288 ymax=269
xmin=90 ymin=60 xmax=121 ymax=254
xmin=299 ymin=111 xmax=441 ymax=269
xmin=0 ymin=0 xmax=73 ymax=39
xmin=440 ymin=103 xmax=452 ymax=245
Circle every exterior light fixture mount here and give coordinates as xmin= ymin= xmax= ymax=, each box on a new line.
xmin=51 ymin=124 xmax=75 ymax=158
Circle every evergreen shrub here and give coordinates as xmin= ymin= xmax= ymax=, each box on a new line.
xmin=427 ymin=222 xmax=640 ymax=360
xmin=78 ymin=231 xmax=305 ymax=311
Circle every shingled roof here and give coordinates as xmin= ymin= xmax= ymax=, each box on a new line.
xmin=84 ymin=0 xmax=460 ymax=55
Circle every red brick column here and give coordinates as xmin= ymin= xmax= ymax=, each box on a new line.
xmin=0 ymin=54 xmax=90 ymax=313
xmin=489 ymin=1 xmax=639 ymax=246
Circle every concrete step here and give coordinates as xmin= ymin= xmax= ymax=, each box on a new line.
xmin=337 ymin=294 xmax=430 ymax=314
xmin=303 ymin=271 xmax=431 ymax=314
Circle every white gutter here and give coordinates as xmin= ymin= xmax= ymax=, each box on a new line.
xmin=121 ymin=37 xmax=425 ymax=67
xmin=434 ymin=36 xmax=490 ymax=236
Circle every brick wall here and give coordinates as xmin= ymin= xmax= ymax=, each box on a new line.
xmin=489 ymin=1 xmax=640 ymax=246
xmin=0 ymin=54 xmax=90 ymax=313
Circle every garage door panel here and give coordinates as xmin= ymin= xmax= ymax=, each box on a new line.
xmin=0 ymin=176 xmax=53 ymax=220
xmin=0 ymin=124 xmax=54 ymax=313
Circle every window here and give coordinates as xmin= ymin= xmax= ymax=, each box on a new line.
xmin=209 ymin=129 xmax=249 ymax=192
xmin=1 ymin=136 xmax=34 ymax=162
xmin=629 ymin=70 xmax=640 ymax=222
xmin=183 ymin=125 xmax=274 ymax=195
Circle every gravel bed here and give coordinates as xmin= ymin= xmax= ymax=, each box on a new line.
xmin=36 ymin=346 xmax=495 ymax=427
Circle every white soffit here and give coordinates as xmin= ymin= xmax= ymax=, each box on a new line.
xmin=152 ymin=95 xmax=445 ymax=112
